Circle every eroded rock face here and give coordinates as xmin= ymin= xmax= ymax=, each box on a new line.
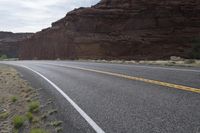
xmin=0 ymin=32 xmax=33 ymax=58
xmin=19 ymin=0 xmax=200 ymax=60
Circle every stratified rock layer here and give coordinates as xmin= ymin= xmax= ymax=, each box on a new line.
xmin=19 ymin=0 xmax=200 ymax=60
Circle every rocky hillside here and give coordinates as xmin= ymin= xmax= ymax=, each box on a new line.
xmin=0 ymin=32 xmax=33 ymax=58
xmin=19 ymin=0 xmax=200 ymax=60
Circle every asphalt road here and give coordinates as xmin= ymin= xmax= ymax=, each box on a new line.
xmin=1 ymin=61 xmax=200 ymax=133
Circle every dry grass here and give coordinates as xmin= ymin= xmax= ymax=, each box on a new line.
xmin=80 ymin=59 xmax=200 ymax=67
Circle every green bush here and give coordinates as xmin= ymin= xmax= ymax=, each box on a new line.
xmin=0 ymin=54 xmax=8 ymax=60
xmin=26 ymin=112 xmax=33 ymax=122
xmin=184 ymin=59 xmax=196 ymax=64
xmin=11 ymin=96 xmax=18 ymax=103
xmin=30 ymin=128 xmax=47 ymax=133
xmin=190 ymin=39 xmax=200 ymax=59
xmin=28 ymin=101 xmax=40 ymax=113
xmin=12 ymin=115 xmax=26 ymax=129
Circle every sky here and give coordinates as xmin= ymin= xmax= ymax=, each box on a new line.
xmin=0 ymin=0 xmax=99 ymax=33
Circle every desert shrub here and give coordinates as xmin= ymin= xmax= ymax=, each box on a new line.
xmin=0 ymin=54 xmax=8 ymax=60
xmin=26 ymin=112 xmax=33 ymax=122
xmin=28 ymin=101 xmax=40 ymax=113
xmin=51 ymin=121 xmax=62 ymax=127
xmin=11 ymin=96 xmax=18 ymax=103
xmin=12 ymin=115 xmax=26 ymax=129
xmin=184 ymin=59 xmax=196 ymax=64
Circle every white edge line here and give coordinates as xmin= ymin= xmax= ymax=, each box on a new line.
xmin=20 ymin=65 xmax=105 ymax=133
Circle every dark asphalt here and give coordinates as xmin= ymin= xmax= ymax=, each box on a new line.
xmin=1 ymin=61 xmax=200 ymax=133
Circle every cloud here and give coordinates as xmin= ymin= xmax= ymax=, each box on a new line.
xmin=0 ymin=0 xmax=99 ymax=33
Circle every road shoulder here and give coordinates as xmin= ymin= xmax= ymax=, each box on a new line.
xmin=0 ymin=65 xmax=63 ymax=133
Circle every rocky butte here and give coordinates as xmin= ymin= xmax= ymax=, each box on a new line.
xmin=19 ymin=0 xmax=200 ymax=60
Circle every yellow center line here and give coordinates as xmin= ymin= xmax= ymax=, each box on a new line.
xmin=49 ymin=64 xmax=200 ymax=94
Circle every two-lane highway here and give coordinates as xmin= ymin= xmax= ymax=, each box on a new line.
xmin=1 ymin=61 xmax=200 ymax=133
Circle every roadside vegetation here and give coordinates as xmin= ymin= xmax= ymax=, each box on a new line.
xmin=30 ymin=128 xmax=48 ymax=133
xmin=0 ymin=54 xmax=19 ymax=61
xmin=0 ymin=65 xmax=63 ymax=133
xmin=13 ymin=115 xmax=26 ymax=129
xmin=29 ymin=101 xmax=40 ymax=113
xmin=11 ymin=96 xmax=18 ymax=103
xmin=80 ymin=57 xmax=200 ymax=67
xmin=0 ymin=54 xmax=8 ymax=60
xmin=0 ymin=111 xmax=9 ymax=119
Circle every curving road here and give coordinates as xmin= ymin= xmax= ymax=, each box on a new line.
xmin=1 ymin=61 xmax=200 ymax=133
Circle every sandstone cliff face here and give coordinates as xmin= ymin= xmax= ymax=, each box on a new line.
xmin=20 ymin=0 xmax=200 ymax=60
xmin=0 ymin=32 xmax=33 ymax=58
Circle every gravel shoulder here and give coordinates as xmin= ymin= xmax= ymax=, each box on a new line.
xmin=0 ymin=65 xmax=63 ymax=133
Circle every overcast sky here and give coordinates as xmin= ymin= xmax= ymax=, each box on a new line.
xmin=0 ymin=0 xmax=99 ymax=33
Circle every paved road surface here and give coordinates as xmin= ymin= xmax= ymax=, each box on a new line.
xmin=1 ymin=61 xmax=200 ymax=133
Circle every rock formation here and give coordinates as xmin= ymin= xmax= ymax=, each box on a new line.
xmin=19 ymin=0 xmax=200 ymax=60
xmin=0 ymin=32 xmax=33 ymax=58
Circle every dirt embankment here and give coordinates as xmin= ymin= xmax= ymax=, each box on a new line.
xmin=0 ymin=65 xmax=63 ymax=133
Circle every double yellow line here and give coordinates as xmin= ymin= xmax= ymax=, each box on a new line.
xmin=48 ymin=64 xmax=200 ymax=94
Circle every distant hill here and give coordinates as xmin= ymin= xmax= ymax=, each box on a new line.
xmin=0 ymin=32 xmax=33 ymax=58
xmin=19 ymin=0 xmax=200 ymax=60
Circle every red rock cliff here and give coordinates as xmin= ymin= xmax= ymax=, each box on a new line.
xmin=19 ymin=0 xmax=200 ymax=60
xmin=0 ymin=32 xmax=33 ymax=58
